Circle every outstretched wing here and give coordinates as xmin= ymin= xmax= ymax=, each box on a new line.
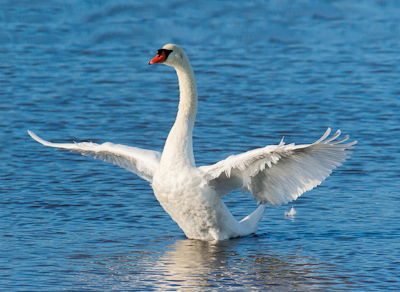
xmin=199 ymin=128 xmax=356 ymax=206
xmin=28 ymin=130 xmax=161 ymax=183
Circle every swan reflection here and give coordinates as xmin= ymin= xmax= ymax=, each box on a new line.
xmin=78 ymin=236 xmax=327 ymax=290
xmin=151 ymin=237 xmax=323 ymax=290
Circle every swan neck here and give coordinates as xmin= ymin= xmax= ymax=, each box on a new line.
xmin=176 ymin=65 xmax=197 ymax=122
xmin=161 ymin=62 xmax=197 ymax=168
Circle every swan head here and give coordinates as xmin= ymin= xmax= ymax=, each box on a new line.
xmin=148 ymin=44 xmax=189 ymax=68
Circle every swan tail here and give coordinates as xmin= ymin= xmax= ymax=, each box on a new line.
xmin=238 ymin=204 xmax=266 ymax=234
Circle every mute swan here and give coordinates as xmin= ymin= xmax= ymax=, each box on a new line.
xmin=28 ymin=44 xmax=356 ymax=241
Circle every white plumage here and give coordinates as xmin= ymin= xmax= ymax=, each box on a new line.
xmin=27 ymin=131 xmax=160 ymax=183
xmin=199 ymin=127 xmax=354 ymax=206
xmin=28 ymin=44 xmax=356 ymax=241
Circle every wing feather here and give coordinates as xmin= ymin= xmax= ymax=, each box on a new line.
xmin=28 ymin=130 xmax=161 ymax=183
xmin=199 ymin=128 xmax=356 ymax=206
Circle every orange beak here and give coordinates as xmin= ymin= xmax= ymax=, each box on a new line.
xmin=148 ymin=51 xmax=167 ymax=65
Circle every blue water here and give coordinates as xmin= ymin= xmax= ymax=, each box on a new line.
xmin=1 ymin=0 xmax=400 ymax=291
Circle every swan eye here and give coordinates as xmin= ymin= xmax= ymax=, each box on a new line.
xmin=156 ymin=49 xmax=173 ymax=59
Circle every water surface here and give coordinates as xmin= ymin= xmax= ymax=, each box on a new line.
xmin=1 ymin=0 xmax=399 ymax=291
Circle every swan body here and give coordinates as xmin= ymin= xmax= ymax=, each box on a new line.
xmin=28 ymin=44 xmax=356 ymax=241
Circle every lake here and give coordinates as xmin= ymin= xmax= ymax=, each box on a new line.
xmin=1 ymin=0 xmax=399 ymax=291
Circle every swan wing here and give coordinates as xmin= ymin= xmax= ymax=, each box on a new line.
xmin=28 ymin=130 xmax=161 ymax=183
xmin=199 ymin=128 xmax=357 ymax=206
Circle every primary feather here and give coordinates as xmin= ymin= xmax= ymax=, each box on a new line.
xmin=200 ymin=128 xmax=356 ymax=206
xmin=28 ymin=130 xmax=161 ymax=183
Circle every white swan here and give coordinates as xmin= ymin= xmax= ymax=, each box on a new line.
xmin=28 ymin=44 xmax=356 ymax=241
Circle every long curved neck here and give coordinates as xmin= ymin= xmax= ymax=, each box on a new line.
xmin=161 ymin=62 xmax=197 ymax=168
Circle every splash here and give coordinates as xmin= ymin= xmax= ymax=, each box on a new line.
xmin=285 ymin=206 xmax=297 ymax=218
